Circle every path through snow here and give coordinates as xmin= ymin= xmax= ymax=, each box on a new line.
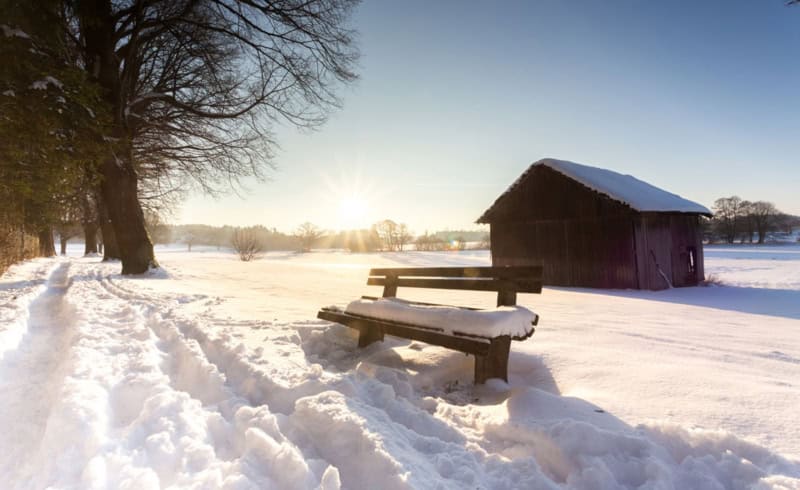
xmin=0 ymin=263 xmax=75 ymax=483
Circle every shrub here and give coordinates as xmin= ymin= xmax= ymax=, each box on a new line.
xmin=231 ymin=228 xmax=262 ymax=262
xmin=700 ymin=274 xmax=725 ymax=287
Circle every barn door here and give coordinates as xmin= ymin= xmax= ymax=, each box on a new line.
xmin=670 ymin=216 xmax=699 ymax=287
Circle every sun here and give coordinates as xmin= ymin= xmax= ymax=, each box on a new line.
xmin=338 ymin=194 xmax=368 ymax=228
xmin=320 ymin=165 xmax=377 ymax=230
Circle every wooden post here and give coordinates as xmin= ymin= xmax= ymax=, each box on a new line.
xmin=357 ymin=325 xmax=384 ymax=347
xmin=474 ymin=335 xmax=511 ymax=383
xmin=382 ymin=274 xmax=398 ymax=298
xmin=496 ymin=289 xmax=517 ymax=307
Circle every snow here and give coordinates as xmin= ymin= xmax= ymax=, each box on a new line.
xmin=2 ymin=90 xmax=15 ymax=97
xmin=29 ymin=76 xmax=64 ymax=91
xmin=481 ymin=158 xmax=712 ymax=219
xmin=0 ymin=259 xmax=53 ymax=362
xmin=126 ymin=92 xmax=168 ymax=111
xmin=1 ymin=243 xmax=799 ymax=489
xmin=345 ymin=297 xmax=537 ymax=338
xmin=1 ymin=24 xmax=30 ymax=39
xmin=543 ymin=158 xmax=713 ymax=214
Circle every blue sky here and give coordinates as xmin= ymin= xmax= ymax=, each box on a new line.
xmin=179 ymin=0 xmax=800 ymax=233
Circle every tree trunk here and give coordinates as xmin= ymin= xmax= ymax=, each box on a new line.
xmin=76 ymin=0 xmax=157 ymax=275
xmin=84 ymin=222 xmax=98 ymax=255
xmin=96 ymin=192 xmax=120 ymax=261
xmin=60 ymin=235 xmax=68 ymax=255
xmin=100 ymin=155 xmax=157 ymax=274
xmin=38 ymin=227 xmax=56 ymax=257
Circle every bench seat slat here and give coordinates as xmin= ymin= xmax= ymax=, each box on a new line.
xmin=367 ymin=277 xmax=542 ymax=294
xmin=317 ymin=309 xmax=492 ymax=356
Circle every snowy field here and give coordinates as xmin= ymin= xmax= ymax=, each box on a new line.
xmin=1 ymin=243 xmax=799 ymax=489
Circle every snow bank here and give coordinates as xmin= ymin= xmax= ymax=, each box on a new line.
xmin=0 ymin=259 xmax=57 ymax=362
xmin=29 ymin=76 xmax=64 ymax=91
xmin=345 ymin=297 xmax=537 ymax=338
xmin=1 ymin=24 xmax=30 ymax=39
xmin=468 ymin=386 xmax=800 ymax=489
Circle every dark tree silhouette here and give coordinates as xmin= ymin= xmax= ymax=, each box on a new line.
xmin=69 ymin=0 xmax=360 ymax=273
xmin=750 ymin=201 xmax=778 ymax=244
xmin=0 ymin=0 xmax=108 ymax=266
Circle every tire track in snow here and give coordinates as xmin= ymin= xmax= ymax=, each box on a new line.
xmin=0 ymin=263 xmax=76 ymax=484
xmin=87 ymin=265 xmax=333 ymax=488
xmin=102 ymin=272 xmax=331 ymax=414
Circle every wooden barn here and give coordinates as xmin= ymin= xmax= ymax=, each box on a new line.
xmin=477 ymin=158 xmax=712 ymax=290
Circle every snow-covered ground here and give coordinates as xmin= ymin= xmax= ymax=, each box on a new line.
xmin=1 ymin=243 xmax=799 ymax=489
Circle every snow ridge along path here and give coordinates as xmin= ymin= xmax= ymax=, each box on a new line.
xmin=0 ymin=262 xmax=76 ymax=484
xmin=1 ymin=251 xmax=799 ymax=489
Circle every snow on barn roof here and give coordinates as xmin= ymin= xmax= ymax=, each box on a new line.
xmin=478 ymin=158 xmax=712 ymax=222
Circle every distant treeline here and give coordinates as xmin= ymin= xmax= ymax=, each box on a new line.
xmin=705 ymin=196 xmax=799 ymax=244
xmin=155 ymin=224 xmax=298 ymax=251
xmin=152 ymin=222 xmax=490 ymax=253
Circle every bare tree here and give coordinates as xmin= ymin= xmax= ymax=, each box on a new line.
xmin=712 ymin=196 xmax=745 ymax=244
xmin=739 ymin=201 xmax=754 ymax=243
xmin=183 ymin=234 xmax=196 ymax=252
xmin=231 ymin=228 xmax=262 ymax=261
xmin=68 ymin=0 xmax=360 ymax=274
xmin=373 ymin=220 xmax=414 ymax=251
xmin=397 ymin=224 xmax=413 ymax=251
xmin=415 ymin=233 xmax=446 ymax=251
xmin=750 ymin=201 xmax=778 ymax=244
xmin=295 ymin=222 xmax=323 ymax=252
xmin=373 ymin=220 xmax=398 ymax=251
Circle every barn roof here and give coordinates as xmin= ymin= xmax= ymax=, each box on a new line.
xmin=477 ymin=158 xmax=712 ymax=222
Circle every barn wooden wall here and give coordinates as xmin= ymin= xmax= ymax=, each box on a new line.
xmin=486 ymin=166 xmax=705 ymax=290
xmin=491 ymin=217 xmax=638 ymax=288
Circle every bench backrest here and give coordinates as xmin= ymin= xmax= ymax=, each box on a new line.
xmin=367 ymin=266 xmax=543 ymax=306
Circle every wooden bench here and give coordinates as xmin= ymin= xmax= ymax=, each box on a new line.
xmin=317 ymin=266 xmax=542 ymax=384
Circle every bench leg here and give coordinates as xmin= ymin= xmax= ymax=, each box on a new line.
xmin=474 ymin=336 xmax=511 ymax=384
xmin=357 ymin=325 xmax=384 ymax=347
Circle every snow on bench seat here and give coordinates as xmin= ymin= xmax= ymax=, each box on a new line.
xmin=344 ymin=297 xmax=537 ymax=339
